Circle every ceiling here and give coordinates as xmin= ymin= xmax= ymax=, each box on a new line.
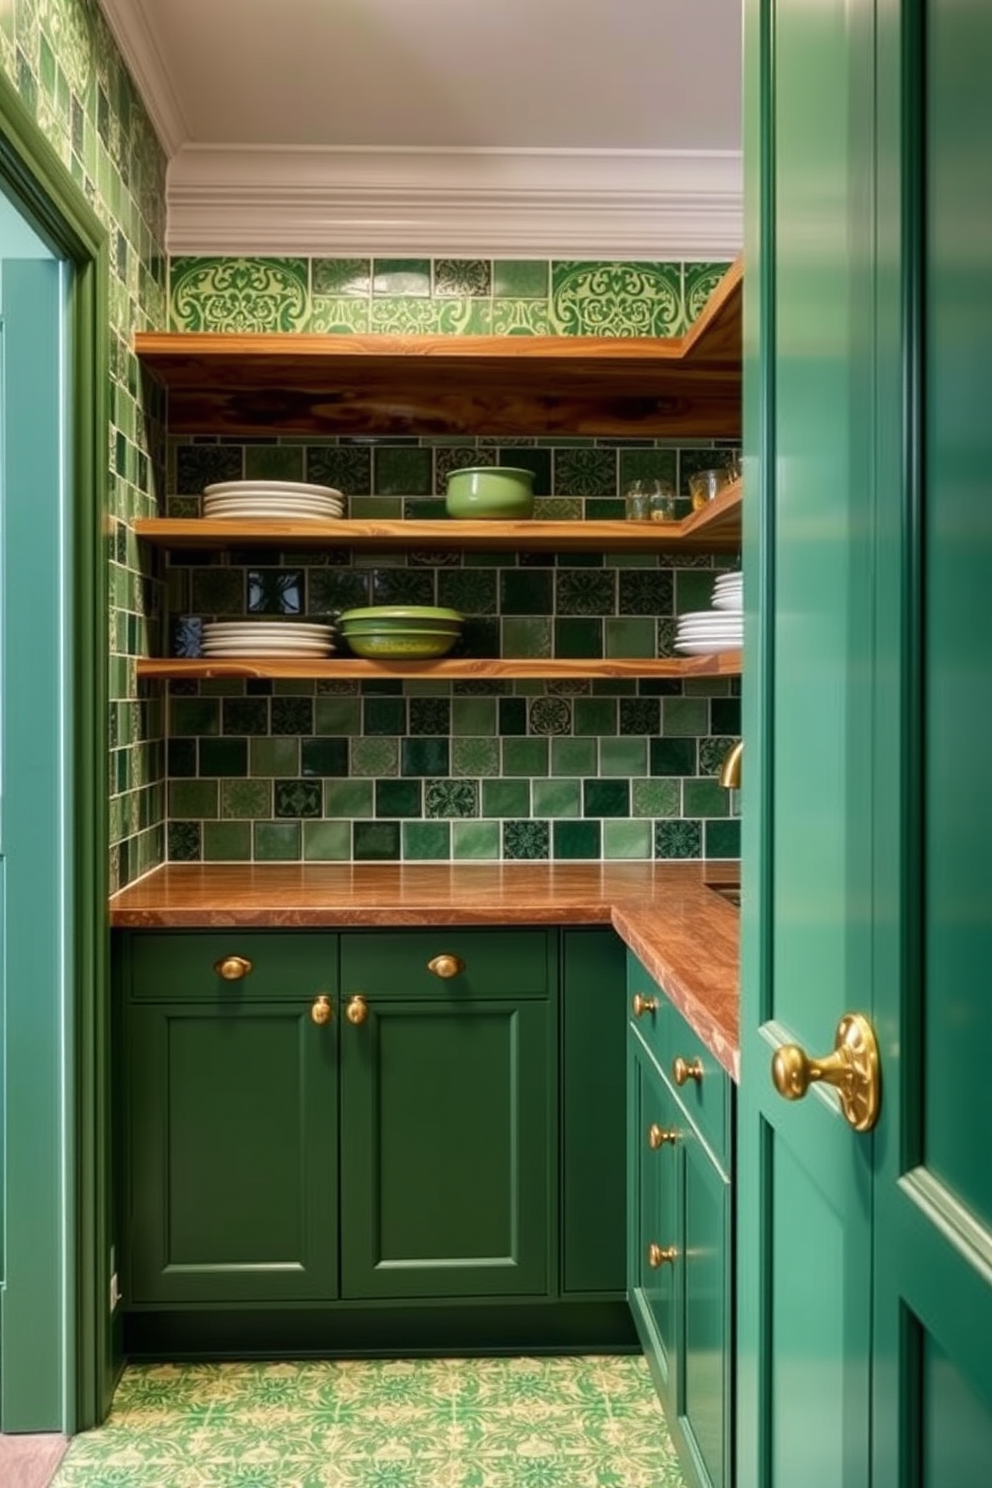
xmin=100 ymin=0 xmax=743 ymax=258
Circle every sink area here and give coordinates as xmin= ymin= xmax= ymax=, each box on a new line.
xmin=705 ymin=882 xmax=741 ymax=909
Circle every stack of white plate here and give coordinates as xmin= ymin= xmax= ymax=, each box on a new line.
xmin=201 ymin=622 xmax=336 ymax=658
xmin=674 ymin=573 xmax=742 ymax=654
xmin=202 ymin=480 xmax=345 ymax=521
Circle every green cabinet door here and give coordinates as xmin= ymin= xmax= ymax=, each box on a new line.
xmin=339 ymin=992 xmax=552 ymax=1299
xmin=126 ymin=1001 xmax=339 ymax=1304
xmin=680 ymin=1124 xmax=731 ymax=1488
xmin=627 ymin=1035 xmax=680 ymax=1404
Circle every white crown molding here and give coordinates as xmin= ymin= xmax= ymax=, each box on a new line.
xmin=97 ymin=0 xmax=188 ymax=156
xmin=166 ymin=146 xmax=743 ymax=260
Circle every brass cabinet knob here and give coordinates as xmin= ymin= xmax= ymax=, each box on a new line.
xmin=648 ymin=1243 xmax=677 ymax=1269
xmin=647 ymin=1123 xmax=677 ymax=1150
xmin=427 ymin=953 xmax=466 ymax=979
xmin=311 ymin=995 xmax=332 ymax=1026
xmin=771 ymin=1012 xmax=880 ymax=1132
xmin=632 ymin=992 xmax=658 ymax=1018
xmin=346 ymin=994 xmax=368 ymax=1026
xmin=213 ymin=955 xmax=253 ymax=981
xmin=673 ymin=1055 xmax=704 ymax=1086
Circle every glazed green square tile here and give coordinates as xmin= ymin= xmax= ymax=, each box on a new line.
xmin=170 ymin=257 xmax=310 ymax=332
xmin=584 ymin=779 xmax=630 ymax=817
xmin=604 ymin=819 xmax=654 ymax=859
xmin=244 ymin=445 xmax=304 ymax=482
xmin=655 ymin=819 xmax=703 ymax=860
xmin=501 ymin=617 xmax=552 ymax=657
xmin=433 ymin=259 xmax=491 ymax=297
xmin=452 ymin=820 xmax=501 ymax=860
xmin=618 ymin=568 xmax=673 ymax=615
xmin=409 ymin=697 xmax=450 ymax=735
xmin=323 ymin=780 xmax=374 ymax=818
xmin=603 ymin=617 xmax=655 ymax=657
xmin=502 ymin=737 xmax=548 ymax=776
xmin=403 ymin=821 xmax=451 ymax=861
xmin=203 ymin=821 xmax=252 ymax=862
xmin=496 ymin=447 xmax=551 ymax=495
xmin=550 ymin=261 xmax=682 ymax=337
xmin=271 ymin=696 xmax=313 ymax=734
xmin=553 ymin=447 xmax=618 ymax=496
xmin=274 ymin=779 xmax=322 ymax=818
xmin=401 ymin=738 xmax=449 ymax=777
xmin=315 ymin=696 xmax=362 ymax=735
xmin=168 ymin=779 xmax=217 ymax=819
xmin=452 ymin=697 xmax=497 ymax=736
xmin=527 ymin=696 xmax=573 ymax=737
xmin=556 ymin=568 xmax=616 ymax=616
xmin=650 ymin=737 xmax=697 ymax=776
xmin=452 ymin=737 xmax=499 ymax=777
xmin=493 ymin=260 xmax=549 ymax=299
xmin=711 ymin=697 xmax=742 ymax=734
xmin=684 ymin=676 xmax=731 ymax=698
xmin=700 ymin=735 xmax=739 ymax=775
xmin=221 ymin=778 xmax=272 ymax=819
xmin=502 ymin=819 xmax=550 ymax=860
xmin=683 ymin=778 xmax=730 ymax=817
xmin=675 ymin=567 xmax=718 ymax=613
xmin=353 ymin=821 xmax=401 ymax=861
xmin=222 ymin=697 xmax=269 ymax=735
xmin=550 ymin=737 xmax=597 ymax=776
xmin=632 ymin=778 xmax=680 ymax=817
xmin=249 ymin=737 xmax=300 ymax=777
xmin=499 ymin=697 xmax=528 ymax=735
xmin=438 ymin=568 xmax=498 ymax=615
xmin=303 ymin=821 xmax=352 ymax=861
xmin=705 ymin=818 xmax=741 ymax=858
xmin=500 ymin=568 xmax=553 ymax=615
xmin=555 ymin=618 xmax=604 ymax=658
xmin=167 ymin=822 xmax=201 ymax=862
xmin=350 ymin=737 xmax=399 ymax=777
xmin=376 ymin=779 xmax=422 ymax=818
xmin=372 ymin=259 xmax=431 ymax=296
xmin=600 ymin=738 xmax=647 ymax=777
xmin=301 ymin=738 xmax=349 ymax=777
xmin=586 ymin=498 xmax=626 ymax=520
xmin=619 ymin=447 xmax=679 ymax=490
xmin=573 ymin=697 xmax=617 ymax=736
xmin=553 ymin=821 xmax=602 ymax=860
xmin=312 ymin=257 xmax=371 ymax=297
xmin=482 ymin=780 xmax=530 ymax=817
xmin=364 ymin=697 xmax=406 ymax=735
xmin=373 ymin=446 xmax=433 ymax=495
xmin=662 ymin=696 xmax=709 ymax=736
xmin=170 ymin=697 xmax=219 ymax=736
xmin=424 ymin=779 xmax=479 ymax=818
xmin=619 ymin=697 xmax=661 ymax=735
xmin=199 ymin=737 xmax=248 ymax=777
xmin=306 ymin=445 xmax=372 ymax=496
xmin=605 ymin=549 xmax=661 ymax=569
xmin=532 ymin=778 xmax=581 ymax=818
xmin=253 ymin=822 xmax=302 ymax=861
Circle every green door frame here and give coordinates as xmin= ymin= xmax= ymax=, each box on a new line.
xmin=0 ymin=72 xmax=111 ymax=1431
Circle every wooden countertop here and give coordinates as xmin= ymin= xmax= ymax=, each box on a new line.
xmin=109 ymin=862 xmax=740 ymax=1080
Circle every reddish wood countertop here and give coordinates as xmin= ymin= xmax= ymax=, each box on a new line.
xmin=109 ymin=862 xmax=740 ymax=1080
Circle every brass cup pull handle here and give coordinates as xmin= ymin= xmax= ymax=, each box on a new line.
xmin=632 ymin=993 xmax=658 ymax=1018
xmin=428 ymin=953 xmax=466 ymax=979
xmin=771 ymin=1012 xmax=880 ymax=1133
xmin=346 ymin=994 xmax=368 ymax=1026
xmin=648 ymin=1243 xmax=678 ymax=1269
xmin=673 ymin=1056 xmax=703 ymax=1086
xmin=647 ymin=1123 xmax=677 ymax=1150
xmin=214 ymin=955 xmax=253 ymax=981
xmin=311 ymin=995 xmax=332 ymax=1026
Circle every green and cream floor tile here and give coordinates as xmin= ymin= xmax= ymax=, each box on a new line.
xmin=53 ymin=1356 xmax=687 ymax=1487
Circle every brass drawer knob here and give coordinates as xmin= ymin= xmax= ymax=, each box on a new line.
xmin=346 ymin=994 xmax=368 ymax=1026
xmin=632 ymin=992 xmax=658 ymax=1018
xmin=647 ymin=1123 xmax=677 ymax=1150
xmin=648 ymin=1243 xmax=677 ymax=1269
xmin=311 ymin=995 xmax=332 ymax=1026
xmin=428 ymin=953 xmax=466 ymax=979
xmin=213 ymin=955 xmax=253 ymax=981
xmin=673 ymin=1056 xmax=704 ymax=1086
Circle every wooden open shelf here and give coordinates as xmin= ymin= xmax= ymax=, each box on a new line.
xmin=135 ymin=261 xmax=741 ymax=439
xmin=135 ymin=480 xmax=742 ymax=554
xmin=136 ymin=653 xmax=742 ymax=683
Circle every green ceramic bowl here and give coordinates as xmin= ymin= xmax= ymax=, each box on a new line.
xmin=343 ymin=630 xmax=460 ymax=659
xmin=338 ymin=605 xmax=464 ymax=626
xmin=445 ymin=467 xmax=535 ymax=520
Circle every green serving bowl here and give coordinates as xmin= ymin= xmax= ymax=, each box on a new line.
xmin=338 ymin=605 xmax=464 ymax=625
xmin=445 ymin=467 xmax=535 ymax=520
xmin=342 ymin=629 xmax=460 ymax=660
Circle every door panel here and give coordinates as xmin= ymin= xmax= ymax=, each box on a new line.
xmin=682 ymin=1124 xmax=731 ymax=1488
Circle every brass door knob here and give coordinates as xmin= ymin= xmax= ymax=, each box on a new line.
xmin=346 ymin=994 xmax=368 ymax=1026
xmin=632 ymin=993 xmax=658 ymax=1018
xmin=648 ymin=1243 xmax=677 ymax=1269
xmin=673 ymin=1056 xmax=703 ymax=1086
xmin=213 ymin=955 xmax=253 ymax=981
xmin=647 ymin=1123 xmax=677 ymax=1150
xmin=771 ymin=1012 xmax=880 ymax=1132
xmin=428 ymin=953 xmax=466 ymax=979
xmin=311 ymin=995 xmax=332 ymax=1026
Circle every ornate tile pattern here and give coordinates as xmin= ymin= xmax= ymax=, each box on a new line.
xmin=51 ymin=1357 xmax=687 ymax=1488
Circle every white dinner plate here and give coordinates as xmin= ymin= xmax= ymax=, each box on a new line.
xmin=202 ymin=509 xmax=344 ymax=523
xmin=679 ymin=609 xmax=742 ymax=624
xmin=711 ymin=595 xmax=743 ymax=612
xmin=203 ymin=480 xmax=344 ymax=499
xmin=204 ymin=622 xmax=334 ymax=635
xmin=674 ymin=640 xmax=742 ymax=656
xmin=201 ymin=644 xmax=335 ymax=658
xmin=202 ymin=498 xmax=344 ymax=511
xmin=675 ymin=629 xmax=743 ymax=643
xmin=203 ymin=491 xmax=344 ymax=505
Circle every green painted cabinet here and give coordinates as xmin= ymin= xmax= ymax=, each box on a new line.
xmin=626 ymin=951 xmax=733 ymax=1488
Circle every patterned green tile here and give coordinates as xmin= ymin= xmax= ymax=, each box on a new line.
xmin=170 ymin=257 xmax=309 ymax=332
xmin=655 ymin=818 xmax=703 ymax=860
xmin=551 ymin=260 xmax=683 ymax=337
xmin=452 ymin=737 xmax=499 ymax=777
xmin=492 ymin=298 xmax=553 ymax=335
xmin=221 ymin=778 xmax=272 ymax=819
xmin=351 ymin=737 xmax=399 ymax=777
xmin=633 ymin=778 xmax=681 ymax=817
xmin=306 ymin=445 xmax=372 ymax=496
xmin=425 ymin=779 xmax=478 ymax=818
xmin=503 ymin=819 xmax=550 ymax=859
xmin=684 ymin=261 xmax=733 ymax=326
xmin=553 ymin=447 xmax=618 ymax=496
xmin=528 ymin=696 xmax=573 ymax=736
xmin=619 ymin=447 xmax=679 ymax=490
xmin=309 ymin=296 xmax=372 ymax=333
xmin=557 ymin=568 xmax=616 ymax=615
xmin=434 ymin=259 xmax=491 ymax=297
xmin=370 ymin=298 xmax=492 ymax=333
xmin=700 ymin=735 xmax=740 ymax=776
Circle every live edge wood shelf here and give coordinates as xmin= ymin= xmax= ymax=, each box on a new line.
xmin=133 ymin=261 xmax=741 ymax=440
xmin=136 ymin=654 xmax=742 ymax=683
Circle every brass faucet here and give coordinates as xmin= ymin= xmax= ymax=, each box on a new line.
xmin=719 ymin=740 xmax=743 ymax=789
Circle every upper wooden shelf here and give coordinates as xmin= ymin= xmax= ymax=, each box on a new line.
xmin=136 ymin=654 xmax=742 ymax=683
xmin=134 ymin=261 xmax=741 ymax=439
xmin=135 ymin=479 xmax=742 ymax=554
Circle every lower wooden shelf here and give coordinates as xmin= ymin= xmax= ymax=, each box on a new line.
xmin=136 ymin=653 xmax=742 ymax=683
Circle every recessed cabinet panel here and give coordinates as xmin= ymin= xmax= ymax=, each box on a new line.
xmin=341 ymin=929 xmax=551 ymax=1001
xmin=681 ymin=1126 xmax=732 ymax=1488
xmin=127 ymin=1002 xmax=339 ymax=1304
xmin=127 ymin=931 xmax=336 ymax=1002
xmin=340 ymin=997 xmax=551 ymax=1298
xmin=628 ymin=1039 xmax=680 ymax=1395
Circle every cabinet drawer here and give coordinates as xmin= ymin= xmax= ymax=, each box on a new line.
xmin=665 ymin=1006 xmax=731 ymax=1173
xmin=123 ymin=931 xmax=337 ymax=1002
xmin=342 ymin=929 xmax=551 ymax=999
xmin=626 ymin=951 xmax=672 ymax=1066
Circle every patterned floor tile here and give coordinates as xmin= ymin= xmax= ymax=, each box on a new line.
xmin=52 ymin=1357 xmax=686 ymax=1488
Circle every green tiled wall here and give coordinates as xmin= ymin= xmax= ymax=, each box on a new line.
xmin=163 ymin=434 xmax=741 ymax=863
xmin=1 ymin=0 xmax=169 ymax=894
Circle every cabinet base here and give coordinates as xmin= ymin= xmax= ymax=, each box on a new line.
xmin=123 ymin=1300 xmax=637 ymax=1361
